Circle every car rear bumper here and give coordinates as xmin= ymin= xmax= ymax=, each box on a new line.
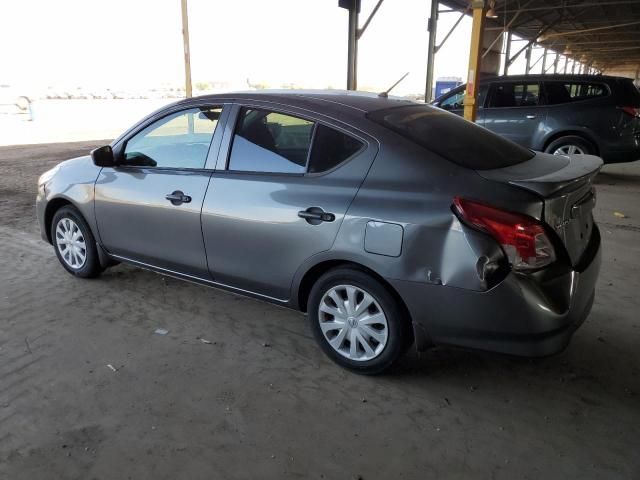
xmin=391 ymin=226 xmax=602 ymax=357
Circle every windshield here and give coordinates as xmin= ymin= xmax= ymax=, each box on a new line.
xmin=367 ymin=105 xmax=535 ymax=170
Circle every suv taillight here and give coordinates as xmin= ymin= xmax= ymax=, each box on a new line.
xmin=620 ymin=106 xmax=640 ymax=118
xmin=453 ymin=197 xmax=556 ymax=271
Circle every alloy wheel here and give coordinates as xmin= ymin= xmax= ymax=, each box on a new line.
xmin=55 ymin=217 xmax=87 ymax=269
xmin=318 ymin=284 xmax=389 ymax=361
xmin=553 ymin=144 xmax=585 ymax=155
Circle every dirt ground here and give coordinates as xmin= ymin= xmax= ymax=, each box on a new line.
xmin=1 ymin=141 xmax=639 ymax=480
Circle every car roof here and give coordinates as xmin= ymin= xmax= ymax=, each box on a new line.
xmin=175 ymin=89 xmax=419 ymax=115
xmin=479 ymin=74 xmax=626 ymax=84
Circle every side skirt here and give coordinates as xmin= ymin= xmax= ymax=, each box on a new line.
xmin=108 ymin=253 xmax=293 ymax=308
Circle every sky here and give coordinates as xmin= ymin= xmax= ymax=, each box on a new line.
xmin=0 ymin=0 xmax=579 ymax=96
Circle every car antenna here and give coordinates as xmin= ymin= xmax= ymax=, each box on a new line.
xmin=378 ymin=72 xmax=409 ymax=98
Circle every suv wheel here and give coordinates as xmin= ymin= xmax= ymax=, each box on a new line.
xmin=308 ymin=267 xmax=412 ymax=375
xmin=51 ymin=206 xmax=102 ymax=278
xmin=545 ymin=135 xmax=595 ymax=156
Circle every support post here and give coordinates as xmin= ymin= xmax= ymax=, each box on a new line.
xmin=346 ymin=2 xmax=359 ymax=90
xmin=503 ymin=30 xmax=512 ymax=76
xmin=553 ymin=53 xmax=559 ymax=73
xmin=463 ymin=0 xmax=486 ymax=122
xmin=571 ymin=60 xmax=576 ymax=74
xmin=525 ymin=44 xmax=532 ymax=74
xmin=564 ymin=55 xmax=568 ymax=73
xmin=181 ymin=0 xmax=192 ymax=98
xmin=425 ymin=0 xmax=439 ymax=102
xmin=541 ymin=48 xmax=548 ymax=74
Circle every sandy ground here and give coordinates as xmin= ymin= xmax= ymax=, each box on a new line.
xmin=0 ymin=141 xmax=639 ymax=479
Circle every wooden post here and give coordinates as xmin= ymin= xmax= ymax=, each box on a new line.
xmin=181 ymin=0 xmax=193 ymax=98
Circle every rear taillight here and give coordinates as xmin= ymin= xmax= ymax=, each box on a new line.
xmin=453 ymin=197 xmax=556 ymax=271
xmin=620 ymin=106 xmax=640 ymax=118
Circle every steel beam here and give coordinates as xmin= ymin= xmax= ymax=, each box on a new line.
xmin=463 ymin=0 xmax=486 ymax=122
xmin=346 ymin=3 xmax=359 ymax=90
xmin=503 ymin=30 xmax=512 ymax=76
xmin=425 ymin=0 xmax=439 ymax=102
xmin=436 ymin=11 xmax=465 ymax=53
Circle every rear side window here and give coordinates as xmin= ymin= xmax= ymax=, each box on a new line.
xmin=308 ymin=125 xmax=363 ymax=173
xmin=544 ymin=82 xmax=608 ymax=105
xmin=367 ymin=105 xmax=535 ymax=170
xmin=487 ymin=82 xmax=540 ymax=108
xmin=228 ymin=108 xmax=313 ymax=173
xmin=227 ymin=107 xmax=363 ymax=174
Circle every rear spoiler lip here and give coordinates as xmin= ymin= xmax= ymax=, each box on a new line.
xmin=477 ymin=153 xmax=603 ymax=197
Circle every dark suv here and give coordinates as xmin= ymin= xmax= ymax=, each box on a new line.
xmin=433 ymin=74 xmax=640 ymax=163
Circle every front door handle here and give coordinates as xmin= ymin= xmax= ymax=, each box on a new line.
xmin=298 ymin=207 xmax=335 ymax=225
xmin=165 ymin=190 xmax=192 ymax=205
xmin=526 ymin=114 xmax=537 ymax=119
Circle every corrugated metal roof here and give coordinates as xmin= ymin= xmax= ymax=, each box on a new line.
xmin=439 ymin=0 xmax=640 ymax=72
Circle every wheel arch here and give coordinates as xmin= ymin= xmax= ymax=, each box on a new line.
xmin=295 ymin=259 xmax=415 ymax=345
xmin=44 ymin=197 xmax=74 ymax=244
xmin=542 ymin=130 xmax=600 ymax=155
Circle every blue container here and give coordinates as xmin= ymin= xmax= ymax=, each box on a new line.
xmin=435 ymin=80 xmax=461 ymax=99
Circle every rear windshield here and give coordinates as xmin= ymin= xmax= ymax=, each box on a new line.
xmin=367 ymin=105 xmax=535 ymax=170
xmin=617 ymin=79 xmax=640 ymax=107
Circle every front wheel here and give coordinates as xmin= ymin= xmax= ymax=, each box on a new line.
xmin=308 ymin=267 xmax=412 ymax=375
xmin=51 ymin=206 xmax=102 ymax=278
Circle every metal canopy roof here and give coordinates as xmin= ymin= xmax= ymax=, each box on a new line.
xmin=439 ymin=0 xmax=640 ymax=72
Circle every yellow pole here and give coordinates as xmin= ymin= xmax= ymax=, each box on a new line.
xmin=463 ymin=1 xmax=486 ymax=122
xmin=181 ymin=0 xmax=193 ymax=98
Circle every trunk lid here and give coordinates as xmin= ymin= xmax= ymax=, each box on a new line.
xmin=477 ymin=152 xmax=603 ymax=266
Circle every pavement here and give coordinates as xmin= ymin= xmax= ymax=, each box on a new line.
xmin=0 ymin=141 xmax=639 ymax=479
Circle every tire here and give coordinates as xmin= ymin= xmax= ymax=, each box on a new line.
xmin=308 ymin=267 xmax=412 ymax=375
xmin=545 ymin=135 xmax=595 ymax=156
xmin=51 ymin=206 xmax=102 ymax=278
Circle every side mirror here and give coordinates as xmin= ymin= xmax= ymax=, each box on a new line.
xmin=91 ymin=145 xmax=116 ymax=167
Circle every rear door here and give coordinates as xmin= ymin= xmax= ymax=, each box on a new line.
xmin=482 ymin=80 xmax=547 ymax=148
xmin=201 ymin=104 xmax=377 ymax=300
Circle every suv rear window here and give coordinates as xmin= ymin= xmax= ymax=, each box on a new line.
xmin=617 ymin=79 xmax=640 ymax=107
xmin=367 ymin=105 xmax=535 ymax=170
xmin=545 ymin=81 xmax=608 ymax=104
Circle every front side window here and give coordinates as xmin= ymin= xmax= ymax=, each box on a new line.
xmin=227 ymin=108 xmax=314 ymax=173
xmin=439 ymin=85 xmax=488 ymax=111
xmin=488 ymin=83 xmax=540 ymax=108
xmin=545 ymin=82 xmax=608 ymax=105
xmin=124 ymin=107 xmax=221 ymax=168
xmin=440 ymin=90 xmax=465 ymax=110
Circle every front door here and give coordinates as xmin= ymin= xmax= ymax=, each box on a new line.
xmin=94 ymin=106 xmax=224 ymax=277
xmin=481 ymin=81 xmax=548 ymax=148
xmin=201 ymin=105 xmax=377 ymax=300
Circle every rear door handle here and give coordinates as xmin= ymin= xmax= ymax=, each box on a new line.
xmin=526 ymin=115 xmax=537 ymax=119
xmin=298 ymin=207 xmax=335 ymax=224
xmin=165 ymin=190 xmax=192 ymax=205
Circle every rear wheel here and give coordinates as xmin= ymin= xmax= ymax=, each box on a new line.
xmin=545 ymin=135 xmax=595 ymax=156
xmin=51 ymin=206 xmax=102 ymax=278
xmin=308 ymin=267 xmax=412 ymax=374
